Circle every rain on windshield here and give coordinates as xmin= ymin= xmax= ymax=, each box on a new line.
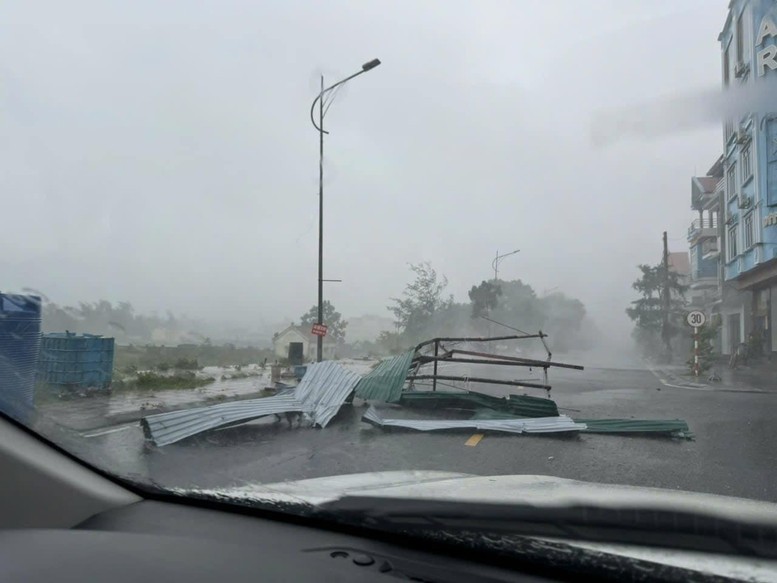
xmin=1 ymin=0 xmax=776 ymax=504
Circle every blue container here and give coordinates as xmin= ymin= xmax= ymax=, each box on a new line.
xmin=0 ymin=294 xmax=41 ymax=421
xmin=293 ymin=365 xmax=308 ymax=380
xmin=38 ymin=332 xmax=114 ymax=390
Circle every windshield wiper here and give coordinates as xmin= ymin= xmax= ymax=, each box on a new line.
xmin=319 ymin=496 xmax=777 ymax=560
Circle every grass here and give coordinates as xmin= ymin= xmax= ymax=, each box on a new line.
xmin=220 ymin=370 xmax=263 ymax=381
xmin=112 ymin=371 xmax=216 ymax=392
xmin=114 ymin=344 xmax=275 ymax=372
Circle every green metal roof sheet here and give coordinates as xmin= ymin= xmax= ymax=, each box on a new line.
xmin=354 ymin=350 xmax=414 ymax=403
xmin=401 ymin=391 xmax=559 ymax=418
xmin=576 ymin=418 xmax=692 ymax=438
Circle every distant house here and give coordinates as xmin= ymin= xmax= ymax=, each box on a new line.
xmin=668 ymin=251 xmax=692 ymax=302
xmin=273 ymin=325 xmax=336 ymax=362
xmin=668 ymin=251 xmax=690 ymax=280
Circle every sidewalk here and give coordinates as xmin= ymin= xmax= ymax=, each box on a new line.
xmin=650 ymin=359 xmax=776 ymax=393
xmin=712 ymin=359 xmax=776 ymax=391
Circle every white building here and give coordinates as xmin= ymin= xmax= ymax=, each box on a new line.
xmin=273 ymin=325 xmax=337 ymax=362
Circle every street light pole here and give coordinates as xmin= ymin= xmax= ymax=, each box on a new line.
xmin=317 ymin=75 xmax=325 ymax=363
xmin=310 ymin=59 xmax=381 ymax=362
xmin=492 ymin=249 xmax=520 ymax=282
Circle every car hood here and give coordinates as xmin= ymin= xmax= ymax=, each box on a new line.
xmin=184 ymin=470 xmax=777 ymax=523
xmin=177 ymin=472 xmax=777 ymax=581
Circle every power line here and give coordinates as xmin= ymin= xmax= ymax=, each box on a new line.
xmin=478 ymin=315 xmax=531 ymax=336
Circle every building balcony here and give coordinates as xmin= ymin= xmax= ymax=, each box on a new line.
xmin=691 ymin=177 xmax=722 ymax=211
xmin=689 ymin=275 xmax=718 ymax=289
xmin=687 ymin=217 xmax=718 ymax=242
xmin=688 ymin=287 xmax=721 ymax=309
xmin=701 ymin=238 xmax=719 ymax=259
xmin=700 ymin=179 xmax=724 ymax=210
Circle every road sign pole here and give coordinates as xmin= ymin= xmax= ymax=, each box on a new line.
xmin=686 ymin=311 xmax=706 ymax=379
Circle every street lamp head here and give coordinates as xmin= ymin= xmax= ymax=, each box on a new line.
xmin=362 ymin=58 xmax=381 ymax=71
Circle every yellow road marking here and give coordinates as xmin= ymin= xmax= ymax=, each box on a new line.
xmin=465 ymin=433 xmax=484 ymax=447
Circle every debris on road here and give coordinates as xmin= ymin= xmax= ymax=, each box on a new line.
xmin=362 ymin=405 xmax=585 ymax=435
xmin=142 ymin=360 xmax=361 ymax=446
xmin=141 ymin=332 xmax=693 ymax=446
xmin=469 ymin=410 xmax=693 ymax=440
xmin=353 ymin=350 xmax=414 ymax=403
xmin=141 ymin=392 xmax=306 ymax=447
xmin=399 ymin=391 xmax=560 ymax=418
xmin=409 ymin=334 xmax=585 ymax=396
xmin=576 ymin=418 xmax=693 ymax=440
xmin=292 ymin=361 xmax=362 ymax=427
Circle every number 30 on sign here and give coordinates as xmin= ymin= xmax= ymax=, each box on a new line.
xmin=686 ymin=311 xmax=706 ymax=327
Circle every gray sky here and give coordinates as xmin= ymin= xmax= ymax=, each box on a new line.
xmin=1 ymin=0 xmax=726 ymax=336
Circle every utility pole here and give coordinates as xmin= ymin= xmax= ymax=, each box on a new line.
xmin=662 ymin=230 xmax=671 ymax=363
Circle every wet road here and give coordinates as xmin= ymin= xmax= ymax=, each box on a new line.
xmin=68 ymin=364 xmax=777 ymax=503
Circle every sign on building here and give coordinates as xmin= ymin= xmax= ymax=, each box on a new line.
xmin=756 ymin=14 xmax=777 ymax=76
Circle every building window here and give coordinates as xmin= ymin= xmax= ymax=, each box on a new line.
xmin=728 ymin=225 xmax=738 ymax=261
xmin=743 ymin=213 xmax=754 ymax=250
xmin=736 ymin=13 xmax=744 ymax=64
xmin=723 ymin=46 xmax=730 ymax=86
xmin=741 ymin=145 xmax=752 ymax=182
xmin=727 ymin=163 xmax=737 ymax=199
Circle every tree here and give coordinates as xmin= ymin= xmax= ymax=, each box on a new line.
xmin=299 ymin=300 xmax=348 ymax=343
xmin=626 ymin=263 xmax=687 ymax=359
xmin=538 ymin=292 xmax=587 ymax=353
xmin=490 ymin=279 xmax=545 ymax=332
xmin=377 ymin=330 xmax=404 ymax=355
xmin=388 ymin=262 xmax=453 ymax=342
xmin=468 ymin=281 xmax=502 ymax=318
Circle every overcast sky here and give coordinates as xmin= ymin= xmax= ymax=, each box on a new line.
xmin=1 ymin=0 xmax=727 ymax=337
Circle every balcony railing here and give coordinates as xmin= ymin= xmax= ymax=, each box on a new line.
xmin=688 ymin=216 xmax=718 ymax=240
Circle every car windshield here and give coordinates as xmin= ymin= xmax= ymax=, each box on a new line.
xmin=3 ymin=0 xmax=777 ymax=534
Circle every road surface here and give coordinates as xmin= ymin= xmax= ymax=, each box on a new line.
xmin=59 ymin=363 xmax=777 ymax=503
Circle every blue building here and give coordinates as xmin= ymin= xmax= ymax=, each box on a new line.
xmin=717 ymin=0 xmax=777 ymax=355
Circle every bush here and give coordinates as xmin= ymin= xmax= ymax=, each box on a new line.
xmin=173 ymin=358 xmax=199 ymax=370
xmin=116 ymin=371 xmax=215 ymax=392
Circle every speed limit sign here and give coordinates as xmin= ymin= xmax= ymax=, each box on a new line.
xmin=686 ymin=311 xmax=706 ymax=327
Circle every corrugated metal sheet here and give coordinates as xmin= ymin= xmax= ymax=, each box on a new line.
xmin=354 ymin=350 xmax=414 ymax=403
xmin=294 ymin=360 xmax=362 ymax=428
xmin=577 ymin=418 xmax=692 ymax=438
xmin=507 ymin=394 xmax=559 ymax=417
xmin=142 ymin=361 xmax=362 ymax=446
xmin=362 ymin=405 xmax=585 ymax=434
xmin=399 ymin=391 xmax=558 ymax=418
xmin=141 ymin=393 xmax=306 ymax=447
